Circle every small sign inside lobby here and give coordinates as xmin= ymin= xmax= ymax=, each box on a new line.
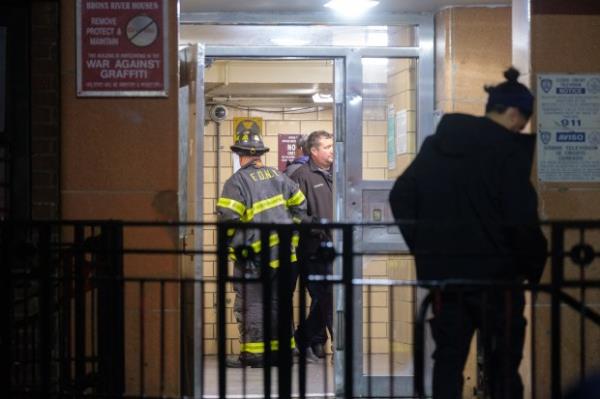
xmin=76 ymin=0 xmax=168 ymax=97
xmin=278 ymin=134 xmax=301 ymax=172
xmin=537 ymin=74 xmax=600 ymax=182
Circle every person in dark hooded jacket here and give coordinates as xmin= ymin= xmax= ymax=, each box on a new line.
xmin=389 ymin=68 xmax=547 ymax=399
xmin=284 ymin=134 xmax=309 ymax=177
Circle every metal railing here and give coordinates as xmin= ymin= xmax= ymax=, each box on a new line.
xmin=2 ymin=220 xmax=599 ymax=398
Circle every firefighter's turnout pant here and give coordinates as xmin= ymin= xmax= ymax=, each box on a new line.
xmin=233 ymin=259 xmax=292 ymax=362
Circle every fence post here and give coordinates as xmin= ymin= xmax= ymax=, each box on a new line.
xmin=550 ymin=223 xmax=564 ymax=399
xmin=1 ymin=222 xmax=11 ymax=394
xmin=277 ymin=225 xmax=293 ymax=399
xmin=216 ymin=223 xmax=228 ymax=398
xmin=99 ymin=221 xmax=125 ymax=396
xmin=342 ymin=224 xmax=353 ymax=399
xmin=39 ymin=223 xmax=52 ymax=395
xmin=260 ymin=225 xmax=272 ymax=398
xmin=414 ymin=292 xmax=433 ymax=398
xmin=73 ymin=224 xmax=86 ymax=394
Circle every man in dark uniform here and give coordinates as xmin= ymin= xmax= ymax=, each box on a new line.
xmin=217 ymin=128 xmax=307 ymax=368
xmin=290 ymin=130 xmax=334 ymax=359
xmin=389 ymin=68 xmax=547 ymax=399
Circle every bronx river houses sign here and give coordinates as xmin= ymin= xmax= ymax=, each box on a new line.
xmin=76 ymin=0 xmax=168 ymax=97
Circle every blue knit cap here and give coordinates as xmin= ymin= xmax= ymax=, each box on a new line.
xmin=485 ymin=67 xmax=534 ymax=117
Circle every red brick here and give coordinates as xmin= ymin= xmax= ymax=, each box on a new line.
xmin=31 ymin=125 xmax=59 ymax=138
xmin=31 ymin=3 xmax=58 ymax=27
xmin=31 ymin=74 xmax=57 ymax=90
xmin=31 ymin=106 xmax=53 ymax=124
xmin=31 ymin=43 xmax=52 ymax=59
xmin=32 ymin=155 xmax=58 ymax=170
xmin=31 ymin=90 xmax=59 ymax=107
xmin=31 ymin=27 xmax=58 ymax=40
xmin=32 ymin=138 xmax=56 ymax=154
xmin=32 ymin=171 xmax=57 ymax=186
xmin=32 ymin=203 xmax=59 ymax=220
xmin=31 ymin=60 xmax=59 ymax=75
xmin=32 ymin=187 xmax=58 ymax=203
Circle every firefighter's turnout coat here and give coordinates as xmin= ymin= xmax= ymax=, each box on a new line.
xmin=217 ymin=159 xmax=306 ymax=358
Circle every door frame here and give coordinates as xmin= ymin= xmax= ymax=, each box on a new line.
xmin=182 ymin=11 xmax=434 ymax=397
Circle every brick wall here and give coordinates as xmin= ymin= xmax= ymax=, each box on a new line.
xmin=31 ymin=1 xmax=60 ymax=219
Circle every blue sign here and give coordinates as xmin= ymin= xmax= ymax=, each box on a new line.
xmin=556 ymin=132 xmax=586 ymax=142
xmin=557 ymin=87 xmax=586 ymax=95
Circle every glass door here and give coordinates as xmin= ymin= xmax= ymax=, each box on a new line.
xmin=332 ymin=21 xmax=435 ymax=398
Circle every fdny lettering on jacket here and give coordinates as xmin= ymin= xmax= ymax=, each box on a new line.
xmin=249 ymin=168 xmax=279 ymax=182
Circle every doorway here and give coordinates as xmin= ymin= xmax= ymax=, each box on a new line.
xmin=179 ymin=15 xmax=434 ymax=397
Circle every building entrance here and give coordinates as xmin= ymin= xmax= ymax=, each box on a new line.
xmin=179 ymin=15 xmax=434 ymax=397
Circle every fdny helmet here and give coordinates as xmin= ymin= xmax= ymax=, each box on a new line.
xmin=231 ymin=120 xmax=269 ymax=155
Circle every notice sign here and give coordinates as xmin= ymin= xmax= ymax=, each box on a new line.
xmin=396 ymin=109 xmax=408 ymax=154
xmin=387 ymin=105 xmax=396 ymax=170
xmin=537 ymin=74 xmax=600 ymax=182
xmin=76 ymin=0 xmax=168 ymax=97
xmin=278 ymin=134 xmax=300 ymax=172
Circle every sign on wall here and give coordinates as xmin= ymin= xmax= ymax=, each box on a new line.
xmin=537 ymin=74 xmax=600 ymax=182
xmin=233 ymin=117 xmax=264 ymax=141
xmin=76 ymin=0 xmax=168 ymax=97
xmin=387 ymin=105 xmax=396 ymax=170
xmin=396 ymin=109 xmax=408 ymax=154
xmin=278 ymin=134 xmax=300 ymax=172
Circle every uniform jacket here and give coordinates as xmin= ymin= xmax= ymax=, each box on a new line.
xmin=217 ymin=160 xmax=307 ymax=267
xmin=284 ymin=155 xmax=309 ymax=177
xmin=290 ymin=159 xmax=333 ymax=253
xmin=389 ymin=113 xmax=547 ymax=283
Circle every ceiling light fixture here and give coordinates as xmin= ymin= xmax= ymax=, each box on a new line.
xmin=324 ymin=0 xmax=379 ymax=19
xmin=312 ymin=93 xmax=333 ymax=103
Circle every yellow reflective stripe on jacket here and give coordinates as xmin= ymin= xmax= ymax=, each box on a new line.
xmin=240 ymin=338 xmax=297 ymax=354
xmin=242 ymin=194 xmax=286 ymax=222
xmin=217 ymin=197 xmax=246 ymax=217
xmin=287 ymin=189 xmax=306 ymax=207
xmin=250 ymin=233 xmax=280 ymax=253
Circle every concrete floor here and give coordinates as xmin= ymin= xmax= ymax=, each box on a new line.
xmin=199 ymin=355 xmax=335 ymax=398
xmin=198 ymin=354 xmax=413 ymax=398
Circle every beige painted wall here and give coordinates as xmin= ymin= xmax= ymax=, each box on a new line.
xmin=60 ymin=1 xmax=181 ymax=395
xmin=436 ymin=6 xmax=512 ymax=115
xmin=435 ymin=6 xmax=512 ymax=397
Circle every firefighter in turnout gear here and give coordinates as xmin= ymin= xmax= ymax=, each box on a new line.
xmin=217 ymin=126 xmax=307 ymax=368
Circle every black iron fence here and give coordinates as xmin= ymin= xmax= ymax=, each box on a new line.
xmin=2 ymin=220 xmax=599 ymax=398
